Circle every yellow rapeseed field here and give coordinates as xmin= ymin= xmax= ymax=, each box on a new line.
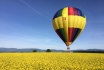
xmin=0 ymin=52 xmax=104 ymax=70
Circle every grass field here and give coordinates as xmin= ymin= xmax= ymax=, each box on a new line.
xmin=0 ymin=52 xmax=104 ymax=70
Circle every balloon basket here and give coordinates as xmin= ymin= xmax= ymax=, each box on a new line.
xmin=67 ymin=46 xmax=70 ymax=52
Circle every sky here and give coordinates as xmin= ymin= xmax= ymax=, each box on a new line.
xmin=0 ymin=0 xmax=104 ymax=50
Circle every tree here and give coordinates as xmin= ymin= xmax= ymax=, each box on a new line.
xmin=46 ymin=49 xmax=51 ymax=52
xmin=33 ymin=49 xmax=37 ymax=52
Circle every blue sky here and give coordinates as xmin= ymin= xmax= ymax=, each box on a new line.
xmin=0 ymin=0 xmax=104 ymax=50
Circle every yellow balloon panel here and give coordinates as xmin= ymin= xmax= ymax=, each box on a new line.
xmin=52 ymin=18 xmax=59 ymax=30
xmin=62 ymin=7 xmax=68 ymax=42
xmin=68 ymin=16 xmax=74 ymax=27
xmin=81 ymin=17 xmax=86 ymax=31
xmin=68 ymin=16 xmax=86 ymax=29
xmin=57 ymin=16 xmax=63 ymax=29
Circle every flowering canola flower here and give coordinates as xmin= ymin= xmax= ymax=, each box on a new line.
xmin=0 ymin=53 xmax=103 ymax=70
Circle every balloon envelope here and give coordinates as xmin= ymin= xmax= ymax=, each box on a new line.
xmin=52 ymin=7 xmax=86 ymax=46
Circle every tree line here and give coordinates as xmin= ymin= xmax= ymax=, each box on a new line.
xmin=73 ymin=50 xmax=104 ymax=53
xmin=33 ymin=49 xmax=51 ymax=52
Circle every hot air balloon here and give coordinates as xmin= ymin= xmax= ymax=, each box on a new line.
xmin=52 ymin=7 xmax=86 ymax=50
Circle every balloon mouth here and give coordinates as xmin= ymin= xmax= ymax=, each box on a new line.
xmin=66 ymin=42 xmax=72 ymax=46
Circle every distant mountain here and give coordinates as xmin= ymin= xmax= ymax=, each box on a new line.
xmin=72 ymin=49 xmax=104 ymax=53
xmin=0 ymin=47 xmax=65 ymax=52
xmin=72 ymin=49 xmax=104 ymax=51
xmin=0 ymin=47 xmax=103 ymax=52
xmin=86 ymin=49 xmax=104 ymax=51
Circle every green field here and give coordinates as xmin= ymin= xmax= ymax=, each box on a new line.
xmin=0 ymin=53 xmax=103 ymax=70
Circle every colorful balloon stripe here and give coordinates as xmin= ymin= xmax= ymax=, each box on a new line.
xmin=55 ymin=28 xmax=67 ymax=43
xmin=53 ymin=7 xmax=85 ymax=20
xmin=55 ymin=28 xmax=82 ymax=43
xmin=52 ymin=7 xmax=86 ymax=47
